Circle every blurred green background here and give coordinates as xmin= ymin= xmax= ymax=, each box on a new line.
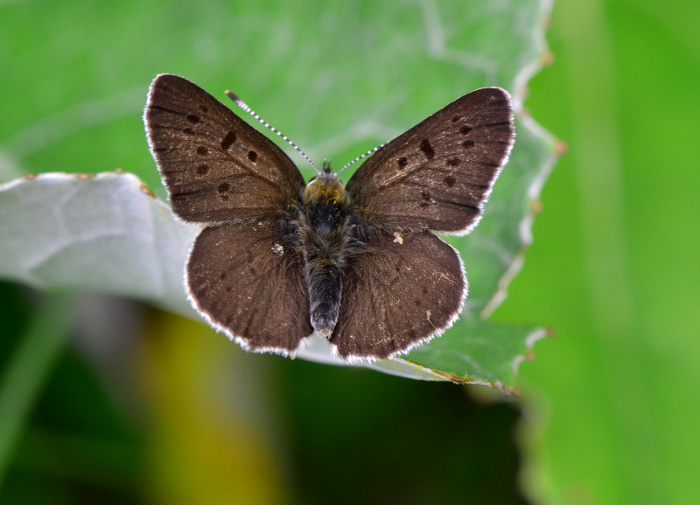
xmin=1 ymin=0 xmax=699 ymax=504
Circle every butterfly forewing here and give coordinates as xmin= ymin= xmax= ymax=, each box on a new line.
xmin=145 ymin=74 xmax=305 ymax=223
xmin=346 ymin=88 xmax=514 ymax=234
xmin=187 ymin=222 xmax=313 ymax=352
xmin=330 ymin=229 xmax=465 ymax=359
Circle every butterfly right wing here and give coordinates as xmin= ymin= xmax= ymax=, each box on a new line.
xmin=346 ymin=88 xmax=514 ymax=235
xmin=329 ymin=228 xmax=465 ymax=359
xmin=187 ymin=221 xmax=313 ymax=353
xmin=145 ymin=74 xmax=305 ymax=223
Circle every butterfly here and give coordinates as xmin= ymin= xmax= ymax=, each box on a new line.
xmin=144 ymin=74 xmax=514 ymax=360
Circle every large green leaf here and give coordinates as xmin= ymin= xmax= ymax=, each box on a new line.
xmin=0 ymin=0 xmax=556 ymax=385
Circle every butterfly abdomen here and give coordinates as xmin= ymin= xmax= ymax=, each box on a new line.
xmin=305 ymin=257 xmax=342 ymax=336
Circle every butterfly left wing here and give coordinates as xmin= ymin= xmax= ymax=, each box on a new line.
xmin=145 ymin=74 xmax=305 ymax=223
xmin=346 ymin=88 xmax=514 ymax=235
xmin=187 ymin=221 xmax=313 ymax=353
xmin=329 ymin=229 xmax=465 ymax=359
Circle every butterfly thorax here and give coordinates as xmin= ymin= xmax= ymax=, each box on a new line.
xmin=298 ymin=172 xmax=355 ymax=337
xmin=303 ymin=174 xmax=351 ymax=236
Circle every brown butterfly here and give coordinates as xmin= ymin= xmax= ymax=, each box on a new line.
xmin=144 ymin=74 xmax=514 ymax=360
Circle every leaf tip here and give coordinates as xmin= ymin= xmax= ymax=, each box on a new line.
xmin=554 ymin=139 xmax=568 ymax=157
xmin=140 ymin=183 xmax=156 ymax=198
xmin=540 ymin=50 xmax=555 ymax=67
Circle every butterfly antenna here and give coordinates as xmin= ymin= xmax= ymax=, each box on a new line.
xmin=226 ymin=90 xmax=320 ymax=174
xmin=336 ymin=143 xmax=384 ymax=175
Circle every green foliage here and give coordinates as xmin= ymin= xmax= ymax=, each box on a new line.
xmin=2 ymin=0 xmax=698 ymax=502
xmin=503 ymin=1 xmax=700 ymax=504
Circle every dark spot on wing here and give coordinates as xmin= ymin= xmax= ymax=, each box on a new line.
xmin=196 ymin=146 xmax=208 ymax=156
xmin=447 ymin=158 xmax=461 ymax=167
xmin=451 ymin=115 xmax=462 ymax=122
xmin=420 ymin=139 xmax=435 ymax=160
xmin=187 ymin=114 xmax=201 ymax=124
xmin=462 ymin=140 xmax=475 ymax=149
xmin=444 ymin=175 xmax=456 ymax=187
xmin=221 ymin=131 xmax=237 ymax=150
xmin=398 ymin=157 xmax=408 ymax=169
xmin=183 ymin=128 xmax=195 ymax=135
xmin=460 ymin=125 xmax=473 ymax=134
xmin=217 ymin=183 xmax=230 ymax=199
xmin=197 ymin=164 xmax=209 ymax=175
xmin=248 ymin=150 xmax=258 ymax=162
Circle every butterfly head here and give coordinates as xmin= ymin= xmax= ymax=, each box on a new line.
xmin=306 ymin=159 xmax=342 ymax=190
xmin=304 ymin=163 xmax=347 ymax=209
xmin=321 ymin=159 xmax=333 ymax=176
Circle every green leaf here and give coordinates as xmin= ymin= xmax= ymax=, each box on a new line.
xmin=0 ymin=172 xmax=198 ymax=317
xmin=0 ymin=0 xmax=557 ymax=386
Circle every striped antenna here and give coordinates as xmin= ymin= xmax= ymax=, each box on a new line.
xmin=226 ymin=90 xmax=320 ymax=174
xmin=336 ymin=143 xmax=384 ymax=175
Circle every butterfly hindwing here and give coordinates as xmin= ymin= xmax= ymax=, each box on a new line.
xmin=145 ymin=74 xmax=305 ymax=223
xmin=346 ymin=88 xmax=514 ymax=235
xmin=187 ymin=221 xmax=313 ymax=353
xmin=329 ymin=228 xmax=465 ymax=359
